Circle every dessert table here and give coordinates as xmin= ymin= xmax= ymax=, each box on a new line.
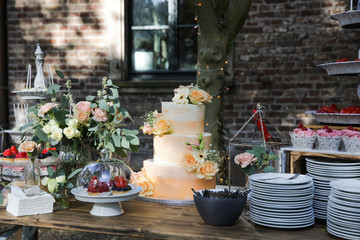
xmin=0 ymin=198 xmax=337 ymax=239
xmin=281 ymin=147 xmax=360 ymax=173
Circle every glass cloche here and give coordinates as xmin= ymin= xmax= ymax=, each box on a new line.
xmin=76 ymin=150 xmax=136 ymax=194
xmin=71 ymin=150 xmax=142 ymax=216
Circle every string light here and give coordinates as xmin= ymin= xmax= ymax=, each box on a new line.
xmin=196 ymin=3 xmax=202 ymax=7
xmin=225 ymin=60 xmax=228 ymax=64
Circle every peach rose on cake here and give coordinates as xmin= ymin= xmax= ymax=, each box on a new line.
xmin=142 ymin=123 xmax=154 ymax=135
xmin=153 ymin=117 xmax=173 ymax=136
xmin=38 ymin=103 xmax=57 ymax=117
xmin=234 ymin=152 xmax=257 ymax=168
xmin=196 ymin=161 xmax=219 ymax=180
xmin=189 ymin=89 xmax=212 ymax=105
xmin=136 ymin=176 xmax=154 ymax=197
xmin=183 ymin=152 xmax=201 ymax=172
xmin=92 ymin=108 xmax=108 ymax=122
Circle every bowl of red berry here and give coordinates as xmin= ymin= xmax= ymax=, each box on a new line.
xmin=71 ymin=151 xmax=142 ymax=216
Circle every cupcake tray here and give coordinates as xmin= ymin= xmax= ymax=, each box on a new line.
xmin=317 ymin=61 xmax=360 ymax=75
xmin=306 ymin=111 xmax=360 ymax=125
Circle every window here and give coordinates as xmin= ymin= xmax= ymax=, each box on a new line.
xmin=128 ymin=0 xmax=197 ymax=81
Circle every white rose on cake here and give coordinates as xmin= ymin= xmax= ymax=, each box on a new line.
xmin=172 ymin=86 xmax=190 ymax=104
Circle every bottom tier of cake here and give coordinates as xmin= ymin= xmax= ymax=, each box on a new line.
xmin=143 ymin=159 xmax=216 ymax=200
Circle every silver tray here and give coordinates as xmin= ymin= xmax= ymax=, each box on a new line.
xmin=317 ymin=61 xmax=360 ymax=76
xmin=12 ymin=90 xmax=48 ymax=100
xmin=307 ymin=111 xmax=360 ymax=124
xmin=331 ymin=10 xmax=360 ymax=28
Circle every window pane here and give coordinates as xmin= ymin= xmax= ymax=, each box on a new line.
xmin=132 ymin=30 xmax=169 ymax=71
xmin=178 ymin=0 xmax=196 ymax=25
xmin=178 ymin=28 xmax=197 ymax=70
xmin=133 ymin=0 xmax=168 ymax=26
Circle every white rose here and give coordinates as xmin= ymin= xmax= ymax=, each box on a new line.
xmin=50 ymin=128 xmax=63 ymax=142
xmin=172 ymin=87 xmax=190 ymax=104
xmin=63 ymin=127 xmax=75 ymax=139
xmin=42 ymin=124 xmax=52 ymax=135
xmin=74 ymin=129 xmax=81 ymax=138
xmin=55 ymin=175 xmax=66 ymax=183
xmin=41 ymin=177 xmax=50 ymax=186
xmin=67 ymin=119 xmax=78 ymax=127
xmin=47 ymin=179 xmax=59 ymax=193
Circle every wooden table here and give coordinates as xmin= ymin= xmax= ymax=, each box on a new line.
xmin=281 ymin=147 xmax=360 ymax=173
xmin=0 ymin=198 xmax=338 ymax=240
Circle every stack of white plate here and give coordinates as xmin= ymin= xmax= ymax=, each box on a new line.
xmin=306 ymin=158 xmax=360 ymax=219
xmin=327 ymin=179 xmax=360 ymax=240
xmin=249 ymin=173 xmax=314 ymax=229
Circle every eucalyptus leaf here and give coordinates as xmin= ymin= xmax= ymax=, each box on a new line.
xmin=112 ymin=135 xmax=121 ymax=147
xmin=122 ymin=129 xmax=139 ymax=135
xmin=90 ymin=103 xmax=97 ymax=108
xmin=121 ymin=137 xmax=130 ymax=149
xmin=48 ymin=150 xmax=58 ymax=158
xmin=55 ymin=70 xmax=65 ymax=79
xmin=109 ymin=105 xmax=117 ymax=115
xmin=46 ymin=84 xmax=61 ymax=95
xmin=0 ymin=193 xmax=3 ymax=205
xmin=56 ymin=169 xmax=65 ymax=177
xmin=68 ymin=168 xmax=83 ymax=180
xmin=27 ymin=105 xmax=38 ymax=115
xmin=61 ymin=95 xmax=68 ymax=109
xmin=105 ymin=141 xmax=115 ymax=152
xmin=19 ymin=120 xmax=34 ymax=131
xmin=86 ymin=95 xmax=96 ymax=101
xmin=130 ymin=144 xmax=139 ymax=153
xmin=88 ymin=125 xmax=100 ymax=131
xmin=65 ymin=182 xmax=74 ymax=189
xmin=35 ymin=129 xmax=48 ymax=142
xmin=47 ymin=166 xmax=56 ymax=178
xmin=115 ymin=148 xmax=127 ymax=158
xmin=110 ymin=88 xmax=119 ymax=98
xmin=99 ymin=99 xmax=108 ymax=111
xmin=263 ymin=166 xmax=275 ymax=173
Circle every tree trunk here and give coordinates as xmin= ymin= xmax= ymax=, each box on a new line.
xmin=185 ymin=0 xmax=252 ymax=151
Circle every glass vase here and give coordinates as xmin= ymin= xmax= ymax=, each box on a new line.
xmin=24 ymin=160 xmax=40 ymax=188
xmin=52 ymin=188 xmax=69 ymax=211
xmin=60 ymin=144 xmax=97 ymax=177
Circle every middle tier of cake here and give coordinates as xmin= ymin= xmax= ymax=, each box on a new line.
xmin=153 ymin=133 xmax=211 ymax=166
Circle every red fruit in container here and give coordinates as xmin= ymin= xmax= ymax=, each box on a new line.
xmin=15 ymin=152 xmax=28 ymax=159
xmin=3 ymin=149 xmax=13 ymax=157
xmin=10 ymin=146 xmax=18 ymax=155
xmin=301 ymin=126 xmax=308 ymax=131
xmin=323 ymin=125 xmax=329 ymax=130
xmin=326 ymin=128 xmax=333 ymax=133
xmin=42 ymin=148 xmax=49 ymax=154
xmin=298 ymin=123 xmax=304 ymax=128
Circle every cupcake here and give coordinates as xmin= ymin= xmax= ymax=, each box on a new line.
xmin=341 ymin=126 xmax=360 ymax=153
xmin=289 ymin=123 xmax=316 ymax=149
xmin=316 ymin=126 xmax=342 ymax=151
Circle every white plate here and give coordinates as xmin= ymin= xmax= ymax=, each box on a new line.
xmin=250 ymin=173 xmax=313 ymax=185
xmin=250 ymin=192 xmax=312 ymax=202
xmin=327 ymin=219 xmax=360 ymax=236
xmin=250 ymin=207 xmax=313 ymax=218
xmin=251 ymin=217 xmax=314 ymax=229
xmin=328 ymin=197 xmax=360 ymax=212
xmin=327 ymin=206 xmax=360 ymax=222
xmin=250 ymin=213 xmax=314 ymax=224
xmin=250 ymin=187 xmax=314 ymax=197
xmin=306 ymin=158 xmax=360 ymax=166
xmin=331 ymin=189 xmax=360 ymax=200
xmin=250 ymin=202 xmax=313 ymax=212
xmin=327 ymin=224 xmax=360 ymax=240
xmin=249 ymin=198 xmax=313 ymax=208
xmin=330 ymin=179 xmax=360 ymax=194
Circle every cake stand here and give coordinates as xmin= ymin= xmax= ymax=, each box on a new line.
xmin=71 ymin=184 xmax=142 ymax=216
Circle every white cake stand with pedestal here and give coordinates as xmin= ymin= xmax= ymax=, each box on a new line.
xmin=71 ymin=184 xmax=142 ymax=216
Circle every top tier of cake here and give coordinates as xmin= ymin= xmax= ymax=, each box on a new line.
xmin=162 ymin=102 xmax=204 ymax=135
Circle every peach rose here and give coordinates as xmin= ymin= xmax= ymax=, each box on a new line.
xmin=76 ymin=101 xmax=91 ymax=113
xmin=234 ymin=152 xmax=257 ymax=168
xmin=92 ymin=108 xmax=108 ymax=122
xmin=74 ymin=110 xmax=90 ymax=123
xmin=189 ymin=89 xmax=209 ymax=105
xmin=196 ymin=161 xmax=219 ymax=180
xmin=136 ymin=176 xmax=154 ymax=197
xmin=182 ymin=152 xmax=201 ymax=172
xmin=142 ymin=123 xmax=154 ymax=135
xmin=38 ymin=103 xmax=57 ymax=117
xmin=18 ymin=141 xmax=38 ymax=153
xmin=153 ymin=117 xmax=172 ymax=136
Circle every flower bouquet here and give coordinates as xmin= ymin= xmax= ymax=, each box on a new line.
xmin=21 ymin=71 xmax=139 ymax=162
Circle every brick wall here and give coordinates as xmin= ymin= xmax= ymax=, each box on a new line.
xmin=5 ymin=0 xmax=360 ymax=171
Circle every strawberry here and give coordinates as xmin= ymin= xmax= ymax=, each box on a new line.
xmin=323 ymin=125 xmax=329 ymax=130
xmin=15 ymin=152 xmax=28 ymax=159
xmin=42 ymin=148 xmax=49 ymax=154
xmin=118 ymin=177 xmax=127 ymax=188
xmin=3 ymin=149 xmax=13 ymax=157
xmin=348 ymin=126 xmax=354 ymax=130
xmin=10 ymin=146 xmax=18 ymax=155
xmin=87 ymin=185 xmax=97 ymax=193
xmin=98 ymin=182 xmax=109 ymax=193
xmin=326 ymin=128 xmax=333 ymax=133
xmin=301 ymin=126 xmax=308 ymax=131
xmin=49 ymin=147 xmax=57 ymax=151
xmin=298 ymin=123 xmax=304 ymax=128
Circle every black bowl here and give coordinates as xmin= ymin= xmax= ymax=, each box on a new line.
xmin=193 ymin=189 xmax=248 ymax=226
